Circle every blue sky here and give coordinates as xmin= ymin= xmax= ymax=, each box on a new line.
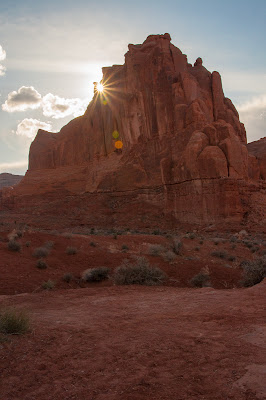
xmin=0 ymin=0 xmax=265 ymax=174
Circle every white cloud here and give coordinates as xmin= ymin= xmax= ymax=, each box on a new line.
xmin=42 ymin=93 xmax=88 ymax=119
xmin=236 ymin=95 xmax=266 ymax=143
xmin=0 ymin=44 xmax=6 ymax=61
xmin=2 ymin=86 xmax=89 ymax=118
xmin=0 ymin=44 xmax=6 ymax=76
xmin=2 ymin=86 xmax=42 ymax=112
xmin=0 ymin=160 xmax=27 ymax=174
xmin=16 ymin=118 xmax=52 ymax=139
xmin=0 ymin=64 xmax=6 ymax=76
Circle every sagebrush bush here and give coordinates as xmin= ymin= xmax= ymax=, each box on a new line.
xmin=62 ymin=273 xmax=73 ymax=283
xmin=190 ymin=273 xmax=210 ymax=288
xmin=36 ymin=259 xmax=47 ymax=269
xmin=163 ymin=250 xmax=176 ymax=262
xmin=172 ymin=238 xmax=182 ymax=255
xmin=148 ymin=244 xmax=165 ymax=256
xmin=211 ymin=251 xmax=227 ymax=259
xmin=33 ymin=247 xmax=49 ymax=258
xmin=25 ymin=241 xmax=31 ymax=247
xmin=8 ymin=240 xmax=21 ymax=252
xmin=0 ymin=308 xmax=30 ymax=335
xmin=41 ymin=280 xmax=55 ymax=290
xmin=66 ymin=246 xmax=77 ymax=255
xmin=44 ymin=241 xmax=54 ymax=249
xmin=113 ymin=257 xmax=167 ymax=286
xmin=240 ymin=258 xmax=266 ymax=287
xmin=82 ymin=267 xmax=110 ymax=282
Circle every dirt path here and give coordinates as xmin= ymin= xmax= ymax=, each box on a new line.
xmin=0 ymin=282 xmax=265 ymax=400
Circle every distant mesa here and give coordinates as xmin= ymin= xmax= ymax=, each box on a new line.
xmin=0 ymin=33 xmax=265 ymax=229
xmin=0 ymin=173 xmax=23 ymax=190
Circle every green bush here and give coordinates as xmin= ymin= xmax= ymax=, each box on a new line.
xmin=190 ymin=273 xmax=210 ymax=288
xmin=113 ymin=257 xmax=167 ymax=286
xmin=8 ymin=240 xmax=21 ymax=252
xmin=240 ymin=258 xmax=266 ymax=287
xmin=0 ymin=308 xmax=30 ymax=335
xmin=82 ymin=267 xmax=110 ymax=282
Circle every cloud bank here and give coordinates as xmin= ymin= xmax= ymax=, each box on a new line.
xmin=237 ymin=95 xmax=266 ymax=143
xmin=0 ymin=160 xmax=28 ymax=174
xmin=2 ymin=86 xmax=42 ymax=112
xmin=16 ymin=118 xmax=52 ymax=139
xmin=42 ymin=93 xmax=88 ymax=119
xmin=0 ymin=44 xmax=6 ymax=76
xmin=2 ymin=86 xmax=88 ymax=118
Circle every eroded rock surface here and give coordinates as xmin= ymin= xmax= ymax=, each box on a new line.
xmin=0 ymin=34 xmax=265 ymax=228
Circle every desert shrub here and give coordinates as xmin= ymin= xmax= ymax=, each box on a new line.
xmin=36 ymin=259 xmax=47 ymax=269
xmin=0 ymin=308 xmax=30 ymax=335
xmin=187 ymin=232 xmax=196 ymax=239
xmin=7 ymin=230 xmax=18 ymax=241
xmin=211 ymin=251 xmax=227 ymax=259
xmin=227 ymin=255 xmax=236 ymax=262
xmin=190 ymin=273 xmax=210 ymax=288
xmin=33 ymin=247 xmax=49 ymax=258
xmin=122 ymin=244 xmax=129 ymax=251
xmin=66 ymin=246 xmax=77 ymax=255
xmin=62 ymin=232 xmax=73 ymax=239
xmin=90 ymin=228 xmax=95 ymax=234
xmin=8 ymin=240 xmax=21 ymax=252
xmin=25 ymin=241 xmax=31 ymax=247
xmin=62 ymin=273 xmax=73 ymax=283
xmin=251 ymin=246 xmax=259 ymax=253
xmin=149 ymin=244 xmax=165 ymax=256
xmin=113 ymin=234 xmax=117 ymax=240
xmin=230 ymin=236 xmax=237 ymax=243
xmin=90 ymin=241 xmax=96 ymax=247
xmin=194 ymin=246 xmax=200 ymax=252
xmin=199 ymin=240 xmax=204 ymax=245
xmin=82 ymin=267 xmax=110 ymax=282
xmin=44 ymin=241 xmax=54 ymax=249
xmin=16 ymin=230 xmax=23 ymax=238
xmin=41 ymin=280 xmax=55 ymax=290
xmin=113 ymin=257 xmax=167 ymax=286
xmin=243 ymin=241 xmax=253 ymax=249
xmin=231 ymin=244 xmax=236 ymax=250
xmin=163 ymin=250 xmax=176 ymax=262
xmin=152 ymin=229 xmax=161 ymax=235
xmin=240 ymin=258 xmax=266 ymax=287
xmin=172 ymin=238 xmax=182 ymax=255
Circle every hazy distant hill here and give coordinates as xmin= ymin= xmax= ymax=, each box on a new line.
xmin=0 ymin=173 xmax=23 ymax=189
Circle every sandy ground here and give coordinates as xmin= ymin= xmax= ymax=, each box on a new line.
xmin=0 ymin=282 xmax=265 ymax=400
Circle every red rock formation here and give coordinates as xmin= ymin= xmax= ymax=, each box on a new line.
xmin=0 ymin=34 xmax=265 ymax=228
xmin=247 ymin=137 xmax=266 ymax=180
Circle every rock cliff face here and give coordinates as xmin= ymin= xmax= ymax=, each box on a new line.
xmin=0 ymin=34 xmax=265 ymax=228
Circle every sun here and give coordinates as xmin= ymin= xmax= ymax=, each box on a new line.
xmin=97 ymin=82 xmax=104 ymax=93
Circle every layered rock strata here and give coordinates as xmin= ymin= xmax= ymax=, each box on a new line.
xmin=1 ymin=34 xmax=265 ymax=228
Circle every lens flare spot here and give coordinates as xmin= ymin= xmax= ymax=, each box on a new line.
xmin=112 ymin=130 xmax=119 ymax=139
xmin=102 ymin=99 xmax=107 ymax=105
xmin=115 ymin=140 xmax=123 ymax=149
xmin=97 ymin=83 xmax=104 ymax=92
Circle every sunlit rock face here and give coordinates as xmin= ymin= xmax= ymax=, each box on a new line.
xmin=1 ymin=34 xmax=265 ymax=227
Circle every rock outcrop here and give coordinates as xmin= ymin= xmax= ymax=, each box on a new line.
xmin=0 ymin=173 xmax=23 ymax=190
xmin=247 ymin=137 xmax=266 ymax=180
xmin=0 ymin=34 xmax=265 ymax=229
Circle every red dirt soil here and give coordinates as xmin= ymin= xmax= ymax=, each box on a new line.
xmin=1 ymin=229 xmax=263 ymax=295
xmin=0 ymin=282 xmax=265 ymax=400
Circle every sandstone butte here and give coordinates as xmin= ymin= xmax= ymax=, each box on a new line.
xmin=0 ymin=33 xmax=265 ymax=230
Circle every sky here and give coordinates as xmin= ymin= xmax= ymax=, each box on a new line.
xmin=0 ymin=0 xmax=265 ymax=175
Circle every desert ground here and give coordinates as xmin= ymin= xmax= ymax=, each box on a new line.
xmin=0 ymin=225 xmax=265 ymax=399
